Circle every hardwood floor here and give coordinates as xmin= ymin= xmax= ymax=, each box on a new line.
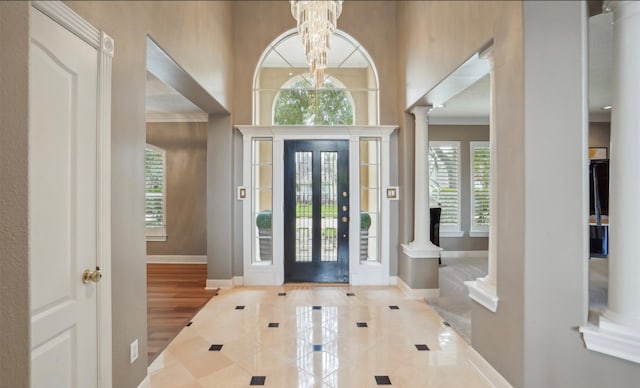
xmin=146 ymin=263 xmax=217 ymax=364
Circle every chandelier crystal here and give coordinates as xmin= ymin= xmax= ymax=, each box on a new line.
xmin=290 ymin=0 xmax=343 ymax=88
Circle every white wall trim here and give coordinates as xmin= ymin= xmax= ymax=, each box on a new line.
xmin=465 ymin=280 xmax=499 ymax=312
xmin=145 ymin=112 xmax=208 ymax=123
xmin=147 ymin=353 xmax=164 ymax=374
xmin=440 ymin=230 xmax=465 ymax=238
xmin=237 ymin=126 xmax=396 ymax=286
xmin=397 ymin=276 xmax=439 ymax=299
xmin=580 ymin=322 xmax=640 ymax=364
xmin=206 ymin=277 xmax=243 ymax=289
xmin=441 ymin=250 xmax=488 ymax=259
xmin=145 ymin=235 xmax=167 ymax=242
xmin=146 ymin=255 xmax=207 ymax=264
xmin=428 ymin=116 xmax=490 ymax=126
xmin=468 ymin=346 xmax=513 ymax=388
xmin=137 ymin=375 xmax=151 ymax=388
xmin=206 ymin=279 xmax=233 ymax=289
xmin=469 ymin=230 xmax=489 ymax=238
xmin=32 ymin=3 xmax=115 ymax=387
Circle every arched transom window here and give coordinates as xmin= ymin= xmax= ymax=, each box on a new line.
xmin=273 ymin=74 xmax=354 ymax=125
xmin=254 ymin=29 xmax=379 ymax=126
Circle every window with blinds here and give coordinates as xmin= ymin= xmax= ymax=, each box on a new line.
xmin=470 ymin=141 xmax=490 ymax=236
xmin=145 ymin=145 xmax=166 ymax=240
xmin=429 ymin=141 xmax=461 ymax=235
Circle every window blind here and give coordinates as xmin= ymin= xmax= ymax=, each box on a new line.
xmin=428 ymin=142 xmax=460 ymax=227
xmin=471 ymin=142 xmax=490 ymax=229
xmin=145 ymin=146 xmax=165 ymax=228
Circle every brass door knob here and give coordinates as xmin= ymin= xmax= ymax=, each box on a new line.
xmin=82 ymin=268 xmax=102 ymax=284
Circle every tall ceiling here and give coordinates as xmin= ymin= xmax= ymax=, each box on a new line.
xmin=146 ymin=13 xmax=613 ymax=124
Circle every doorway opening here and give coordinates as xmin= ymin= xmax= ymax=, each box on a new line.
xmin=144 ymin=37 xmax=226 ymax=364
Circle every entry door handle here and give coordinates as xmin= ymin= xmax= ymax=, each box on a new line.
xmin=82 ymin=267 xmax=102 ymax=284
xmin=341 ymin=216 xmax=348 ymax=223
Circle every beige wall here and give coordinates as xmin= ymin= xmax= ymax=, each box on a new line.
xmin=146 ymin=122 xmax=207 ymax=256
xmin=430 ymin=125 xmax=490 ymax=251
xmin=397 ymin=1 xmax=525 ymax=384
xmin=0 ymin=2 xmax=30 ymax=386
xmin=62 ymin=2 xmax=233 ymax=387
xmin=233 ymin=1 xmax=398 ymax=126
xmin=589 ymin=121 xmax=610 ymax=149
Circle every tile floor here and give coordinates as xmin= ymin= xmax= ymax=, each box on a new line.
xmin=148 ymin=285 xmax=491 ymax=388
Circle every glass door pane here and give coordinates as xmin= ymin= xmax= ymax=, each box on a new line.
xmin=295 ymin=152 xmax=312 ymax=262
xmin=320 ymin=152 xmax=338 ymax=262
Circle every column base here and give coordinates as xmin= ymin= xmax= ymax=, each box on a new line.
xmin=401 ymin=241 xmax=442 ymax=258
xmin=464 ymin=277 xmax=499 ymax=312
xmin=580 ymin=313 xmax=640 ymax=364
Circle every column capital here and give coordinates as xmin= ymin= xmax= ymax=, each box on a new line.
xmin=604 ymin=0 xmax=640 ymax=18
xmin=410 ymin=105 xmax=432 ymax=121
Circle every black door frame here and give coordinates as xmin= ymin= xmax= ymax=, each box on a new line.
xmin=284 ymin=140 xmax=349 ymax=282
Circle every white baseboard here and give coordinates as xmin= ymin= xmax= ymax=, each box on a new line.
xmin=441 ymin=250 xmax=488 ymax=259
xmin=206 ymin=276 xmax=243 ymax=289
xmin=147 ymin=353 xmax=164 ymax=375
xmin=146 ymin=255 xmax=207 ymax=264
xmin=206 ymin=279 xmax=233 ymax=289
xmin=396 ymin=276 xmax=439 ymax=299
xmin=468 ymin=346 xmax=513 ymax=388
xmin=137 ymin=375 xmax=151 ymax=388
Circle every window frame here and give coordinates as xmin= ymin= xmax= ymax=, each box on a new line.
xmin=428 ymin=140 xmax=463 ymax=237
xmin=145 ymin=144 xmax=167 ymax=242
xmin=470 ymin=141 xmax=490 ymax=237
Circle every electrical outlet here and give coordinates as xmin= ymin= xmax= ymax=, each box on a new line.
xmin=130 ymin=339 xmax=139 ymax=364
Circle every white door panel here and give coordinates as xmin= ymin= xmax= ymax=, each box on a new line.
xmin=30 ymin=7 xmax=98 ymax=387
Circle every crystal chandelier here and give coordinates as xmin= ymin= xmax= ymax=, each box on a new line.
xmin=290 ymin=0 xmax=343 ymax=88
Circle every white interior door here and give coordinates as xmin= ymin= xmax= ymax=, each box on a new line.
xmin=29 ymin=7 xmax=100 ymax=387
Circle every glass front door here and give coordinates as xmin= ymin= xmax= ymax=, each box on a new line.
xmin=284 ymin=140 xmax=349 ymax=282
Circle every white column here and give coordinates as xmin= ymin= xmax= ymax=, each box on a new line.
xmin=603 ymin=0 xmax=640 ymax=331
xmin=465 ymin=49 xmax=499 ymax=312
xmin=402 ymin=105 xmax=441 ymax=258
xmin=581 ymin=1 xmax=640 ymax=363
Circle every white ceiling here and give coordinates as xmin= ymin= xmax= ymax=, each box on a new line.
xmin=146 ymin=14 xmax=613 ymax=124
xmin=145 ymin=71 xmax=207 ymax=122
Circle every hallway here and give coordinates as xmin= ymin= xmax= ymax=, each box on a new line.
xmin=148 ymin=285 xmax=490 ymax=387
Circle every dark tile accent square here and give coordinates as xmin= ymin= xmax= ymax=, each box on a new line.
xmin=443 ymin=321 xmax=451 ymax=327
xmin=235 ymin=305 xmax=245 ymax=310
xmin=346 ymin=292 xmax=355 ymax=296
xmin=313 ymin=344 xmax=323 ymax=352
xmin=208 ymin=344 xmax=223 ymax=351
xmin=389 ymin=305 xmax=400 ymax=310
xmin=415 ymin=344 xmax=430 ymax=351
xmin=312 ymin=305 xmax=322 ymax=310
xmin=375 ymin=375 xmax=392 ymax=385
xmin=268 ymin=322 xmax=279 ymax=328
xmin=356 ymin=322 xmax=368 ymax=328
xmin=278 ymin=292 xmax=287 ymax=296
xmin=250 ymin=376 xmax=266 ymax=385
xmin=186 ymin=321 xmax=193 ymax=327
